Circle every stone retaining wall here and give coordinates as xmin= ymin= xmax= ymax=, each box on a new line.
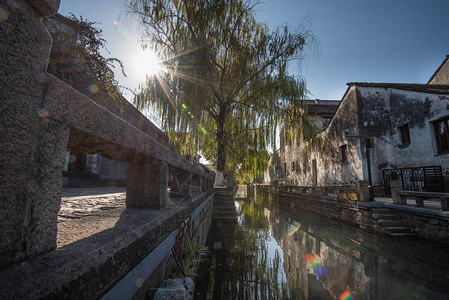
xmin=0 ymin=190 xmax=215 ymax=299
xmin=261 ymin=186 xmax=449 ymax=242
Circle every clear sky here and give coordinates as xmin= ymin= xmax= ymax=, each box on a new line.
xmin=59 ymin=0 xmax=449 ymax=101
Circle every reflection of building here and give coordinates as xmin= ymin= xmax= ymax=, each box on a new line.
xmin=266 ymin=56 xmax=449 ymax=195
xmin=46 ymin=14 xmax=169 ymax=187
xmin=266 ymin=204 xmax=449 ymax=299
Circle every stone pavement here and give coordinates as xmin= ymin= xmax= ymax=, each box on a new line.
xmin=374 ymin=196 xmax=444 ymax=211
xmin=57 ymin=186 xmax=200 ymax=248
xmin=58 ymin=186 xmax=126 ymax=248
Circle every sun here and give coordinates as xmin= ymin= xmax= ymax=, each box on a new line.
xmin=133 ymin=49 xmax=164 ymax=78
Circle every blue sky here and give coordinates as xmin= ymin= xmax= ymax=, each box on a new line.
xmin=59 ymin=0 xmax=449 ymax=101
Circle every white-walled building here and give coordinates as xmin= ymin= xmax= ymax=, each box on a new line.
xmin=266 ymin=56 xmax=449 ymax=195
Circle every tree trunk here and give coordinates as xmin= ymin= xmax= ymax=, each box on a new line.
xmin=216 ymin=106 xmax=226 ymax=173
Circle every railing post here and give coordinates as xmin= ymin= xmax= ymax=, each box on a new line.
xmin=126 ymin=154 xmax=168 ymax=208
xmin=0 ymin=0 xmax=69 ymax=268
xmin=169 ymin=167 xmax=192 ymax=197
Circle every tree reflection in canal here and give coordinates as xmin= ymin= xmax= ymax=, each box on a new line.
xmin=196 ymin=190 xmax=449 ymax=299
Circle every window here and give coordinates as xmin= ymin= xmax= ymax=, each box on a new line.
xmin=434 ymin=117 xmax=449 ymax=154
xmin=339 ymin=145 xmax=347 ymax=163
xmin=291 ymin=162 xmax=295 ymax=172
xmin=398 ymin=123 xmax=411 ymax=146
xmin=284 ymin=163 xmax=287 ymax=174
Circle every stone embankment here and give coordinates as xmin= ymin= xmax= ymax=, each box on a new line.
xmin=260 ymin=185 xmax=449 ymax=242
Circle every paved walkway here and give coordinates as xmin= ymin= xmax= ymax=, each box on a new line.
xmin=374 ymin=196 xmax=445 ymax=212
xmin=58 ymin=186 xmax=126 ymax=248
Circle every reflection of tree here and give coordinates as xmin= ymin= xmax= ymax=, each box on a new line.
xmin=238 ymin=195 xmax=270 ymax=232
xmin=206 ymin=197 xmax=289 ymax=299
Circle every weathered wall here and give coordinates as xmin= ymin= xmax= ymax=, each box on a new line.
xmin=267 ymin=83 xmax=449 ymax=194
xmin=358 ymin=86 xmax=449 ymax=188
xmin=272 ymin=86 xmax=365 ymax=187
xmin=0 ymin=191 xmax=215 ymax=299
xmin=266 ymin=188 xmax=449 ymax=241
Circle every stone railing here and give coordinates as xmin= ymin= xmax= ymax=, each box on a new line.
xmin=0 ymin=0 xmax=214 ymax=271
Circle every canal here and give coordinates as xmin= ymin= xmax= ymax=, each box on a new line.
xmin=195 ymin=188 xmax=449 ymax=299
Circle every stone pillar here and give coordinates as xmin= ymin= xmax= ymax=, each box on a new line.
xmin=214 ymin=171 xmax=224 ymax=187
xmin=358 ymin=180 xmax=370 ymax=202
xmin=170 ymin=167 xmax=192 ymax=196
xmin=225 ymin=172 xmax=234 ymax=190
xmin=126 ymin=154 xmax=168 ymax=208
xmin=191 ymin=174 xmax=200 ymax=190
xmin=390 ymin=179 xmax=404 ymax=204
xmin=0 ymin=0 xmax=67 ymax=268
xmin=199 ymin=176 xmax=203 ymax=191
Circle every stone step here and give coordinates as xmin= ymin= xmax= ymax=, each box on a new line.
xmin=212 ymin=214 xmax=237 ymax=221
xmin=389 ymin=232 xmax=416 ymax=236
xmin=377 ymin=220 xmax=402 ymax=227
xmin=383 ymin=226 xmax=411 ymax=234
xmin=213 ymin=197 xmax=234 ymax=201
xmin=372 ymin=214 xmax=397 ymax=220
xmin=373 ymin=208 xmax=392 ymax=214
xmin=212 ymin=210 xmax=236 ymax=215
xmin=213 ymin=199 xmax=235 ymax=203
xmin=213 ymin=205 xmax=235 ymax=211
xmin=322 ymin=196 xmax=337 ymax=201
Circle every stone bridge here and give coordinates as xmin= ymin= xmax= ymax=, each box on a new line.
xmin=0 ymin=0 xmax=215 ymax=298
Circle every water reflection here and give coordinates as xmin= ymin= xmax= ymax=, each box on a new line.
xmin=196 ymin=190 xmax=449 ymax=299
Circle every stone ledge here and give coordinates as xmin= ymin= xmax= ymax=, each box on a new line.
xmin=45 ymin=75 xmax=214 ymax=180
xmin=0 ymin=190 xmax=214 ymax=299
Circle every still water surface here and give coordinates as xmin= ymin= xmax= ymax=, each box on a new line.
xmin=195 ymin=191 xmax=449 ymax=299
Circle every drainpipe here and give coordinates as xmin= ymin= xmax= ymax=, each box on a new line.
xmin=366 ymin=138 xmax=374 ymax=201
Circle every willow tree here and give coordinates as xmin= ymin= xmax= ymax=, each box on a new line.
xmin=127 ymin=0 xmax=312 ymax=174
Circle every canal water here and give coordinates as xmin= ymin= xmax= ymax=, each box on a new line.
xmin=195 ymin=188 xmax=449 ymax=299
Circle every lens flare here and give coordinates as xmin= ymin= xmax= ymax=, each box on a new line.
xmin=135 ymin=277 xmax=145 ymax=287
xmin=276 ymin=218 xmax=281 ymax=225
xmin=37 ymin=109 xmax=49 ymax=118
xmin=7 ymin=0 xmax=20 ymax=11
xmin=88 ymin=84 xmax=99 ymax=93
xmin=287 ymin=223 xmax=301 ymax=236
xmin=0 ymin=8 xmax=9 ymax=22
xmin=305 ymin=253 xmax=328 ymax=279
xmin=113 ymin=21 xmax=118 ymax=26
xmin=339 ymin=290 xmax=353 ymax=300
xmin=199 ymin=125 xmax=207 ymax=134
xmin=69 ymin=154 xmax=77 ymax=163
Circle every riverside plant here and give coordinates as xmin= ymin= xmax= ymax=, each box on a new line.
xmin=171 ymin=239 xmax=210 ymax=279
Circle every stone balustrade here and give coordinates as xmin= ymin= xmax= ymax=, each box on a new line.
xmin=0 ymin=0 xmax=214 ymax=270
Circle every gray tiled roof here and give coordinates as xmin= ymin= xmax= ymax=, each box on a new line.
xmin=347 ymin=82 xmax=449 ymax=94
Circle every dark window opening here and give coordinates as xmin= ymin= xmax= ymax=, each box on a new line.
xmin=291 ymin=162 xmax=295 ymax=172
xmin=398 ymin=124 xmax=411 ymax=146
xmin=339 ymin=145 xmax=347 ymax=163
xmin=433 ymin=117 xmax=449 ymax=154
xmin=323 ymin=117 xmax=332 ymax=126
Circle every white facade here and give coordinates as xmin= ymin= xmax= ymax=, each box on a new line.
xmin=266 ymin=77 xmax=449 ymax=195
